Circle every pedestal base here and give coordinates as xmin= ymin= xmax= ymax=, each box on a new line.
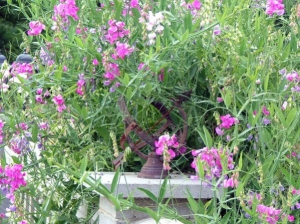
xmin=87 ymin=172 xmax=222 ymax=224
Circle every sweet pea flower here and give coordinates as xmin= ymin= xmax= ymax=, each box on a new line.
xmin=130 ymin=0 xmax=139 ymax=8
xmin=52 ymin=95 xmax=67 ymax=112
xmin=220 ymin=114 xmax=237 ymax=129
xmin=92 ymin=58 xmax=99 ymax=66
xmin=266 ymin=0 xmax=285 ymax=16
xmin=192 ymin=0 xmax=201 ymax=10
xmin=27 ymin=21 xmax=45 ymax=36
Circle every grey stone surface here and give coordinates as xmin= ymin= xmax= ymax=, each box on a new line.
xmin=133 ymin=218 xmax=183 ymax=224
xmin=87 ymin=172 xmax=223 ymax=199
xmin=87 ymin=172 xmax=220 ymax=224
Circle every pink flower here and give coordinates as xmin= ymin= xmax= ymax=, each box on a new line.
xmin=262 ymin=106 xmax=270 ymax=116
xmin=92 ymin=58 xmax=99 ymax=66
xmin=281 ymin=101 xmax=287 ymax=110
xmin=115 ymin=42 xmax=134 ymax=59
xmin=36 ymin=95 xmax=44 ymax=104
xmin=18 ymin=221 xmax=28 ymax=224
xmin=130 ymin=0 xmax=139 ymax=8
xmin=138 ymin=63 xmax=145 ymax=70
xmin=52 ymin=95 xmax=65 ymax=105
xmin=105 ymin=20 xmax=130 ymax=44
xmin=217 ymin=97 xmax=223 ymax=103
xmin=63 ymin=65 xmax=68 ymax=71
xmin=53 ymin=0 xmax=79 ymax=22
xmin=215 ymin=127 xmax=224 ymax=136
xmin=57 ymin=104 xmax=67 ymax=113
xmin=27 ymin=21 xmax=45 ymax=36
xmin=213 ymin=25 xmax=221 ymax=36
xmin=220 ymin=114 xmax=237 ymax=129
xmin=266 ymin=0 xmax=285 ymax=16
xmin=52 ymin=95 xmax=66 ymax=112
xmin=36 ymin=88 xmax=43 ymax=95
xmin=223 ymin=177 xmax=238 ymax=188
xmin=39 ymin=122 xmax=49 ymax=130
xmin=192 ymin=0 xmax=201 ymax=10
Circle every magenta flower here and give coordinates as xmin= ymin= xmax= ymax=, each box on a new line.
xmin=52 ymin=95 xmax=66 ymax=112
xmin=130 ymin=0 xmax=139 ymax=8
xmin=213 ymin=25 xmax=221 ymax=36
xmin=115 ymin=42 xmax=134 ymax=59
xmin=215 ymin=127 xmax=224 ymax=136
xmin=105 ymin=20 xmax=130 ymax=44
xmin=52 ymin=95 xmax=65 ymax=105
xmin=220 ymin=114 xmax=237 ymax=129
xmin=39 ymin=122 xmax=49 ymax=130
xmin=223 ymin=177 xmax=238 ymax=188
xmin=262 ymin=106 xmax=270 ymax=116
xmin=138 ymin=63 xmax=145 ymax=70
xmin=216 ymin=97 xmax=223 ymax=103
xmin=53 ymin=0 xmax=79 ymax=22
xmin=266 ymin=0 xmax=284 ymax=16
xmin=27 ymin=21 xmax=45 ymax=36
xmin=36 ymin=88 xmax=43 ymax=95
xmin=92 ymin=58 xmax=99 ymax=66
xmin=192 ymin=0 xmax=201 ymax=10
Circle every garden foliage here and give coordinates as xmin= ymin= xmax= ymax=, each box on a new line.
xmin=0 ymin=0 xmax=299 ymax=223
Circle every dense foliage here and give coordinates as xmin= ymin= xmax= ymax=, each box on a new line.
xmin=0 ymin=0 xmax=299 ymax=223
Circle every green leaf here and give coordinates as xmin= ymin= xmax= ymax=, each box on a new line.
xmin=157 ymin=178 xmax=168 ymax=204
xmin=286 ymin=107 xmax=297 ymax=128
xmin=1 ymin=157 xmax=6 ymax=168
xmin=114 ymin=0 xmax=123 ymax=20
xmin=11 ymin=156 xmax=21 ymax=164
xmin=196 ymin=157 xmax=204 ymax=179
xmin=144 ymin=207 xmax=159 ymax=222
xmin=202 ymin=126 xmax=213 ymax=148
xmin=111 ymin=169 xmax=120 ymax=194
xmin=80 ymin=154 xmax=88 ymax=174
xmin=137 ymin=187 xmax=157 ymax=202
xmin=238 ymin=151 xmax=243 ymax=170
xmin=264 ymin=73 xmax=269 ymax=92
xmin=31 ymin=123 xmax=38 ymax=142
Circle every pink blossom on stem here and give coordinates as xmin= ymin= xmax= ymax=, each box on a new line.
xmin=262 ymin=106 xmax=270 ymax=116
xmin=220 ymin=114 xmax=237 ymax=129
xmin=192 ymin=0 xmax=201 ymax=10
xmin=39 ymin=122 xmax=49 ymax=130
xmin=92 ymin=58 xmax=99 ymax=66
xmin=266 ymin=0 xmax=285 ymax=16
xmin=130 ymin=0 xmax=139 ymax=8
xmin=27 ymin=21 xmax=45 ymax=36
xmin=114 ymin=42 xmax=134 ymax=59
xmin=52 ymin=95 xmax=66 ymax=113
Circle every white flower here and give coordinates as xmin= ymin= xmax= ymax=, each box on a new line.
xmin=148 ymin=39 xmax=156 ymax=45
xmin=148 ymin=32 xmax=156 ymax=40
xmin=146 ymin=23 xmax=154 ymax=31
xmin=155 ymin=25 xmax=164 ymax=34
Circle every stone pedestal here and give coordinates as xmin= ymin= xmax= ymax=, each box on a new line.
xmin=88 ymin=172 xmax=222 ymax=224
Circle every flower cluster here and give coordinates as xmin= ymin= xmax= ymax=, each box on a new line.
xmin=105 ymin=20 xmax=130 ymax=45
xmin=215 ymin=114 xmax=238 ymax=136
xmin=52 ymin=95 xmax=67 ymax=113
xmin=9 ymin=133 xmax=30 ymax=155
xmin=10 ymin=62 xmax=33 ymax=78
xmin=144 ymin=11 xmax=165 ymax=45
xmin=112 ymin=42 xmax=134 ymax=60
xmin=0 ymin=164 xmax=26 ymax=219
xmin=256 ymin=204 xmax=294 ymax=223
xmin=53 ymin=0 xmax=79 ymax=23
xmin=191 ymin=147 xmax=236 ymax=187
xmin=155 ymin=133 xmax=185 ymax=170
xmin=76 ymin=74 xmax=85 ymax=96
xmin=266 ymin=0 xmax=285 ymax=16
xmin=27 ymin=21 xmax=45 ymax=36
